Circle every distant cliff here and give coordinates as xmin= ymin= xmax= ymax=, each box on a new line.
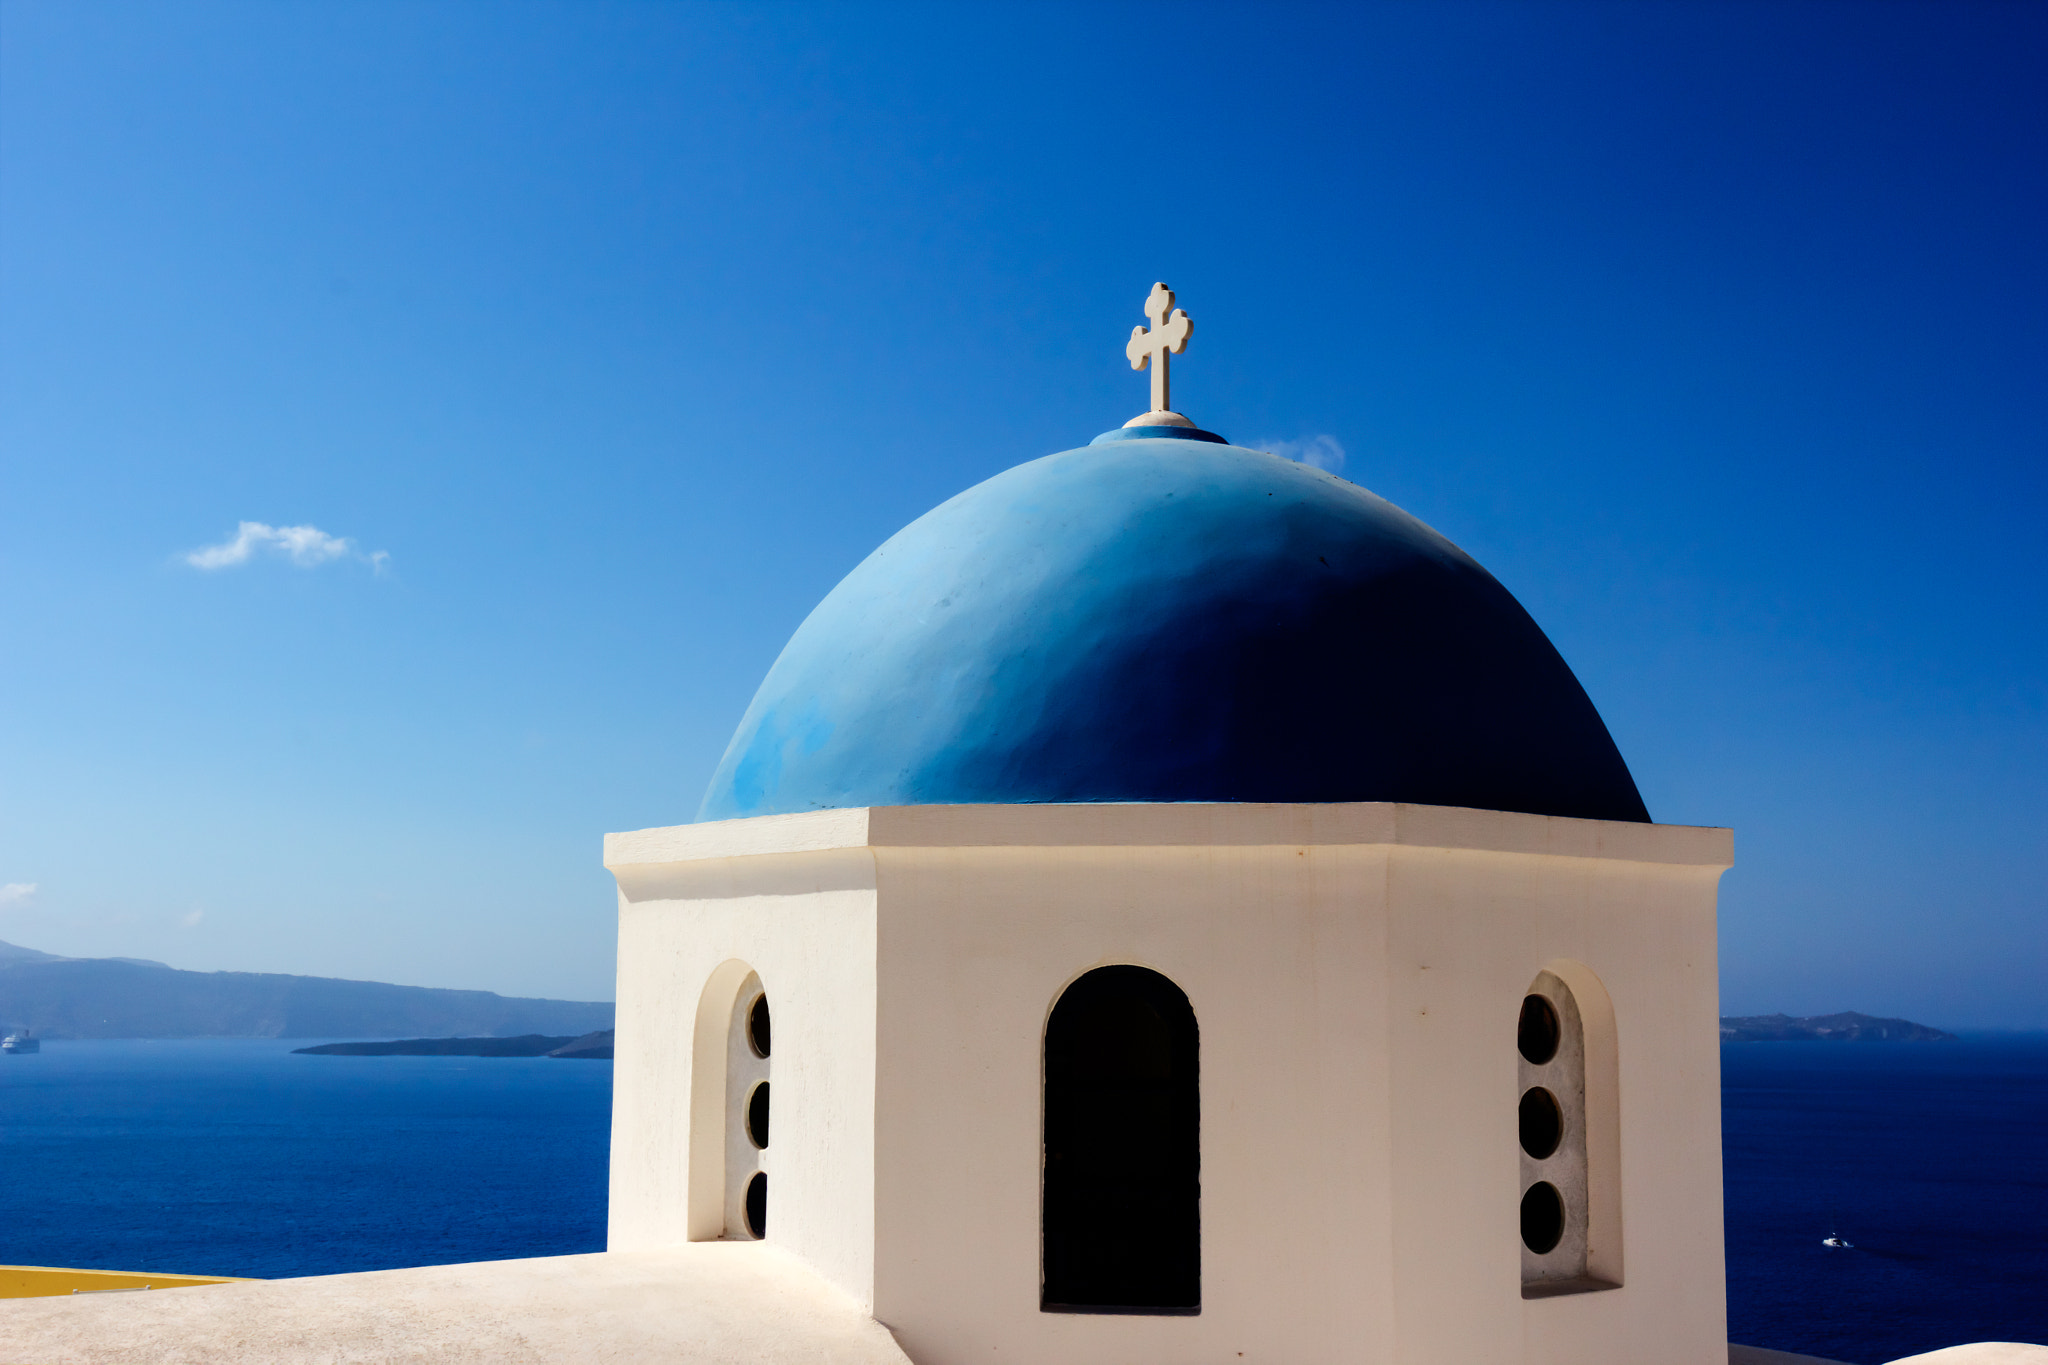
xmin=1720 ymin=1011 xmax=1956 ymax=1042
xmin=0 ymin=941 xmax=613 ymax=1040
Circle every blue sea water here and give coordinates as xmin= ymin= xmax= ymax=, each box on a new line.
xmin=1722 ymin=1037 xmax=2048 ymax=1364
xmin=0 ymin=1039 xmax=610 ymax=1278
xmin=1 ymin=1036 xmax=2043 ymax=1362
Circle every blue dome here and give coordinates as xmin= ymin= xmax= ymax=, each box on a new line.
xmin=699 ymin=437 xmax=1649 ymax=824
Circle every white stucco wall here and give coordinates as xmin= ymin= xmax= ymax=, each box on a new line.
xmin=608 ymin=814 xmax=882 ymax=1303
xmin=604 ymin=802 xmax=1731 ymax=1365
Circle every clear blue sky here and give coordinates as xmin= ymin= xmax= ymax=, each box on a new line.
xmin=2 ymin=1 xmax=2042 ymax=1024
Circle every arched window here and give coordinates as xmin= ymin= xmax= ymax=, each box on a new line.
xmin=688 ymin=961 xmax=771 ymax=1241
xmin=1517 ymin=964 xmax=1620 ymax=1296
xmin=1041 ymin=964 xmax=1200 ymax=1315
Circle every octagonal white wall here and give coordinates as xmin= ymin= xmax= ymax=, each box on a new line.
xmin=604 ymin=802 xmax=1731 ymax=1365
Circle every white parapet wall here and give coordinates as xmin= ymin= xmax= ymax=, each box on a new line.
xmin=0 ymin=1245 xmax=915 ymax=1364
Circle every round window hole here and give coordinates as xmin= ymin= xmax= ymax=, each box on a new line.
xmin=1518 ymin=994 xmax=1560 ymax=1065
xmin=746 ymin=1081 xmax=770 ymax=1149
xmin=748 ymin=994 xmax=772 ymax=1059
xmin=1519 ymin=1086 xmax=1563 ymax=1159
xmin=1520 ymin=1180 xmax=1565 ymax=1254
xmin=744 ymin=1172 xmax=768 ymax=1239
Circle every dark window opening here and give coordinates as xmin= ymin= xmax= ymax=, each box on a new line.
xmin=1041 ymin=964 xmax=1200 ymax=1315
xmin=1521 ymin=1181 xmax=1565 ymax=1254
xmin=748 ymin=994 xmax=772 ymax=1058
xmin=1518 ymin=1087 xmax=1562 ymax=1159
xmin=1518 ymin=994 xmax=1559 ymax=1065
xmin=744 ymin=1172 xmax=768 ymax=1239
xmin=747 ymin=1081 xmax=771 ymax=1149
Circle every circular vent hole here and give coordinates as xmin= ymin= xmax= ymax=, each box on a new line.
xmin=1520 ymin=1181 xmax=1565 ymax=1254
xmin=747 ymin=1081 xmax=771 ymax=1149
xmin=1518 ymin=1087 xmax=1563 ymax=1159
xmin=748 ymin=994 xmax=772 ymax=1058
xmin=744 ymin=1172 xmax=768 ymax=1239
xmin=1518 ymin=995 xmax=1560 ymax=1065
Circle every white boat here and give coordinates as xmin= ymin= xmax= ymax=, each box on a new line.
xmin=1822 ymin=1234 xmax=1852 ymax=1248
xmin=2 ymin=1033 xmax=39 ymax=1054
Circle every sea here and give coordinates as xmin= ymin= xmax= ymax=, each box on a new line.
xmin=2 ymin=1036 xmax=2044 ymax=1364
xmin=1721 ymin=1036 xmax=2048 ymax=1363
xmin=0 ymin=1040 xmax=610 ymax=1279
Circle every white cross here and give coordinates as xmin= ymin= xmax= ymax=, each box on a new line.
xmin=1125 ymin=282 xmax=1192 ymax=415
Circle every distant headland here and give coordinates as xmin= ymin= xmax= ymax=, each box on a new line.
xmin=0 ymin=939 xmax=612 ymax=1040
xmin=294 ymin=1030 xmax=614 ymax=1059
xmin=1720 ymin=1011 xmax=1955 ymax=1042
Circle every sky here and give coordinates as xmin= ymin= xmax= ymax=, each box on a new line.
xmin=1 ymin=1 xmax=2042 ymax=1024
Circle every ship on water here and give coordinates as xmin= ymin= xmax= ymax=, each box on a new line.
xmin=2 ymin=1031 xmax=40 ymax=1054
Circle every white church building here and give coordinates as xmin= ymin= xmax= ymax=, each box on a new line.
xmin=605 ymin=799 xmax=1730 ymax=1365
xmin=600 ymin=283 xmax=1734 ymax=1364
xmin=8 ymin=285 xmax=1759 ymax=1365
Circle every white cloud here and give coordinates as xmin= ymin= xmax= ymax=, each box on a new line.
xmin=184 ymin=521 xmax=385 ymax=571
xmin=1260 ymin=434 xmax=1347 ymax=473
xmin=180 ymin=909 xmax=204 ymax=929
xmin=0 ymin=883 xmax=35 ymax=908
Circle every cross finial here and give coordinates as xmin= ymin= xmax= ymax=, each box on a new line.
xmin=1125 ymin=282 xmax=1192 ymax=418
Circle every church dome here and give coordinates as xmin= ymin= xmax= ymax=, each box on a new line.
xmin=699 ymin=435 xmax=1649 ymax=824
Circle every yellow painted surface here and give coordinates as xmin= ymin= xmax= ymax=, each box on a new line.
xmin=0 ymin=1264 xmax=250 ymax=1298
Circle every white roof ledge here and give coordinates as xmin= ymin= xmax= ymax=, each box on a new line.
xmin=605 ymin=801 xmax=1732 ymax=870
xmin=0 ymin=1245 xmax=912 ymax=1365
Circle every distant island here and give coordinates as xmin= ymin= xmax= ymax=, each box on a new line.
xmin=1720 ymin=1011 xmax=1955 ymax=1042
xmin=294 ymin=1030 xmax=614 ymax=1059
xmin=0 ymin=939 xmax=613 ymax=1040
